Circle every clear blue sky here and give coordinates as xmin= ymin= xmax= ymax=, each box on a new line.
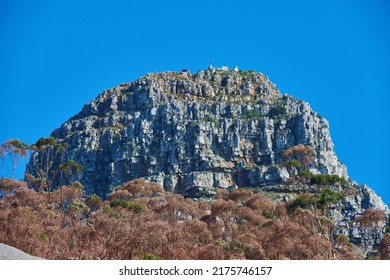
xmin=1 ymin=0 xmax=389 ymax=205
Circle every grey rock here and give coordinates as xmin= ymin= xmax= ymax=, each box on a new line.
xmin=0 ymin=243 xmax=43 ymax=260
xmin=27 ymin=69 xmax=348 ymax=198
xmin=25 ymin=68 xmax=389 ymax=256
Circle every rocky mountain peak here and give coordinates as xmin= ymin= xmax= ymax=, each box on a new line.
xmin=28 ymin=68 xmax=349 ymax=197
xmin=23 ymin=67 xmax=390 ymax=258
xmin=25 ymin=68 xmax=389 ymax=256
xmin=140 ymin=68 xmax=281 ymax=99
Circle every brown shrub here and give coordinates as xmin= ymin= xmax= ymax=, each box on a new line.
xmin=379 ymin=233 xmax=390 ymax=260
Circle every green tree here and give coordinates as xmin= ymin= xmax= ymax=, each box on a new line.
xmin=27 ymin=137 xmax=61 ymax=191
xmin=58 ymin=160 xmax=84 ymax=185
xmin=310 ymin=174 xmax=347 ymax=186
xmin=268 ymin=105 xmax=286 ymax=118
xmin=1 ymin=139 xmax=30 ymax=179
xmin=317 ymin=188 xmax=345 ymax=209
xmin=26 ymin=137 xmax=81 ymax=193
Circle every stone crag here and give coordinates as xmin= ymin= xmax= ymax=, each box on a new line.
xmin=26 ymin=68 xmax=389 ymax=255
xmin=28 ymin=69 xmax=347 ymax=197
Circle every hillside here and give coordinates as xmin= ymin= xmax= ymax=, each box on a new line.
xmin=6 ymin=67 xmax=387 ymax=259
xmin=1 ymin=178 xmax=389 ymax=260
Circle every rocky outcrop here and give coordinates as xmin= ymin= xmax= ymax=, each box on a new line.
xmin=26 ymin=68 xmax=389 ymax=255
xmin=268 ymin=182 xmax=389 ymax=256
xmin=336 ymin=184 xmax=389 ymax=255
xmin=27 ymin=69 xmax=347 ymax=197
xmin=0 ymin=243 xmax=43 ymax=260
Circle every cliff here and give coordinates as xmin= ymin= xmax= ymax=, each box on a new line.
xmin=26 ymin=68 xmax=389 ymax=256
xmin=29 ymin=69 xmax=348 ymax=196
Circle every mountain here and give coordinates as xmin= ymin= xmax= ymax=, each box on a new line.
xmin=26 ymin=67 xmax=389 ymax=256
xmin=28 ymin=68 xmax=347 ymax=196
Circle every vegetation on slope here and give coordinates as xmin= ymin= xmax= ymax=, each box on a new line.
xmin=1 ymin=138 xmax=389 ymax=260
xmin=0 ymin=178 xmax=388 ymax=260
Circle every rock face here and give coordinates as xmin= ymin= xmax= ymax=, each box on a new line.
xmin=26 ymin=68 xmax=389 ymax=255
xmin=336 ymin=184 xmax=389 ymax=255
xmin=28 ymin=69 xmax=347 ymax=197
xmin=268 ymin=182 xmax=389 ymax=256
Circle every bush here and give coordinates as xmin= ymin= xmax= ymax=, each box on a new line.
xmin=109 ymin=199 xmax=145 ymax=213
xmin=102 ymin=206 xmax=121 ymax=219
xmin=298 ymin=170 xmax=313 ymax=178
xmin=310 ymin=174 xmax=347 ymax=186
xmin=287 ymin=188 xmax=344 ymax=210
xmin=110 ymin=199 xmax=130 ymax=208
xmin=85 ymin=194 xmax=103 ymax=210
xmin=119 ymin=179 xmax=164 ymax=198
xmin=317 ymin=188 xmax=344 ymax=208
xmin=142 ymin=253 xmax=165 ymax=260
xmin=246 ymin=109 xmax=262 ymax=120
xmin=283 ymin=159 xmax=302 ymax=168
xmin=128 ymin=202 xmax=145 ymax=214
xmin=204 ymin=116 xmax=219 ymax=127
xmin=268 ymin=105 xmax=286 ymax=118
xmin=286 ymin=193 xmax=318 ymax=210
xmin=281 ymin=144 xmax=314 ymax=168
xmin=335 ymin=234 xmax=350 ymax=247
xmin=228 ymin=188 xmax=253 ymax=202
xmin=69 ymin=201 xmax=90 ymax=213
xmin=0 ymin=179 xmax=26 ymax=198
xmin=379 ymin=233 xmax=390 ymax=259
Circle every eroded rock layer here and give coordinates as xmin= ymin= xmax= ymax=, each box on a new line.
xmin=28 ymin=69 xmax=349 ymax=197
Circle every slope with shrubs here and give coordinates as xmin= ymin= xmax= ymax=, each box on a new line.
xmin=2 ymin=178 xmax=388 ymax=260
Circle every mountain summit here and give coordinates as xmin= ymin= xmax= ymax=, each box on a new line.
xmin=26 ymin=68 xmax=389 ymax=255
xmin=28 ymin=68 xmax=348 ymax=197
